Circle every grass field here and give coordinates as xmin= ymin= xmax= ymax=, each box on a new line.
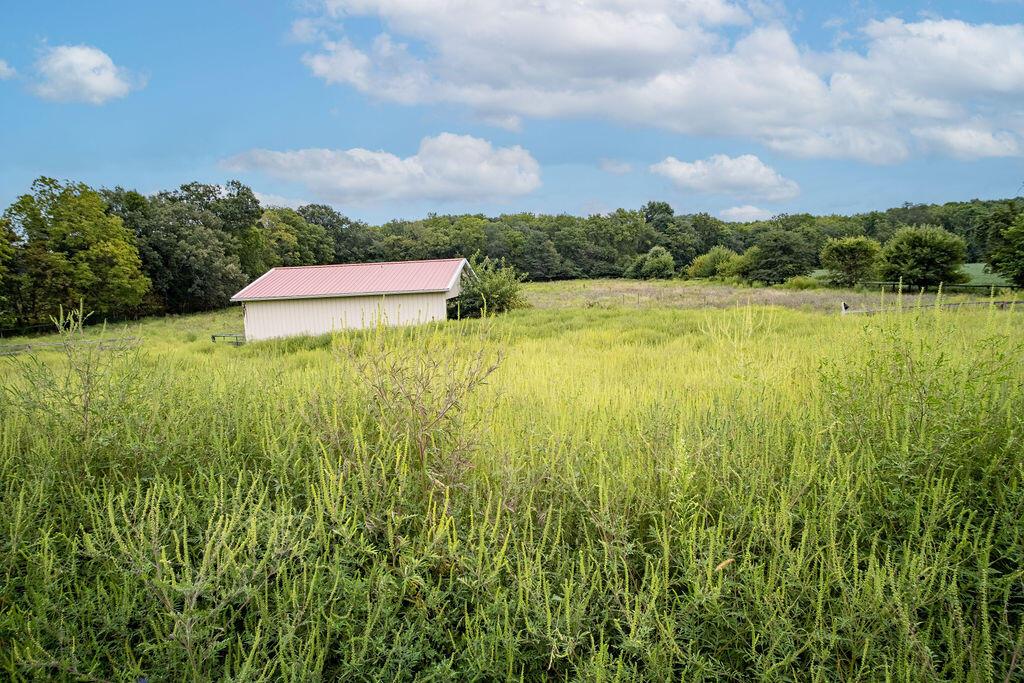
xmin=962 ymin=262 xmax=1012 ymax=287
xmin=2 ymin=282 xmax=1023 ymax=680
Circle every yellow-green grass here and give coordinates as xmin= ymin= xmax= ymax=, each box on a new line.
xmin=1 ymin=284 xmax=1023 ymax=680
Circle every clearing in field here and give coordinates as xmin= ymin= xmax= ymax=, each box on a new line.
xmin=1 ymin=280 xmax=1022 ymax=680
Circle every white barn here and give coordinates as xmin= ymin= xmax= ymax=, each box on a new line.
xmin=230 ymin=258 xmax=470 ymax=341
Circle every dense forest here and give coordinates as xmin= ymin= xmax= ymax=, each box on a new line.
xmin=1 ymin=176 xmax=1023 ymax=330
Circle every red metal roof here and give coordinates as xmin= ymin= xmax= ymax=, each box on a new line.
xmin=231 ymin=258 xmax=468 ymax=302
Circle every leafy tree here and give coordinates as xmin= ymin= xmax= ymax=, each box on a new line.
xmin=747 ymin=230 xmax=816 ymax=283
xmin=641 ymin=201 xmax=675 ymax=231
xmin=880 ymin=225 xmax=968 ymax=286
xmin=162 ymin=180 xmax=262 ymax=237
xmin=0 ymin=218 xmax=17 ymax=325
xmin=690 ymin=212 xmax=732 ymax=254
xmin=298 ymin=203 xmax=378 ymax=263
xmin=451 ymin=255 xmax=526 ymax=317
xmin=686 ymin=246 xmax=737 ymax=278
xmin=258 ymin=208 xmax=333 ymax=267
xmin=3 ymin=178 xmax=150 ymax=324
xmin=820 ymin=236 xmax=882 ymax=287
xmin=656 ymin=218 xmax=700 ymax=269
xmin=106 ymin=189 xmax=248 ymax=313
xmin=987 ymin=213 xmax=1024 ymax=286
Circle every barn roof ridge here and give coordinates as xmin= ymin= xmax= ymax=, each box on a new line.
xmin=230 ymin=257 xmax=469 ymax=303
xmin=268 ymin=257 xmax=466 ymax=271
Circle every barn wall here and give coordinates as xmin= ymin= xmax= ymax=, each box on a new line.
xmin=243 ymin=293 xmax=448 ymax=341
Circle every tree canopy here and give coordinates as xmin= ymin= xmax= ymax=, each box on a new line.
xmin=880 ymin=226 xmax=968 ymax=287
xmin=1 ymin=176 xmax=1019 ymax=330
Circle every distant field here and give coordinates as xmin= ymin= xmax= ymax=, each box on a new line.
xmin=962 ymin=261 xmax=1011 ymax=286
xmin=2 ymin=283 xmax=1023 ymax=679
xmin=524 ymin=277 xmax=999 ymax=313
xmin=812 ymin=262 xmax=1010 ymax=288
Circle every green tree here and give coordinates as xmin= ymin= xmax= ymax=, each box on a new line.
xmin=641 ymin=201 xmax=674 ymax=231
xmin=3 ymin=178 xmax=150 ymax=324
xmin=298 ymin=203 xmax=378 ymax=263
xmin=0 ymin=217 xmax=17 ymax=325
xmin=880 ymin=225 xmax=968 ymax=287
xmin=258 ymin=208 xmax=333 ymax=267
xmin=987 ymin=213 xmax=1024 ymax=286
xmin=105 ymin=189 xmax=248 ymax=312
xmin=162 ymin=180 xmax=262 ymax=237
xmin=820 ymin=236 xmax=882 ymax=287
xmin=746 ymin=230 xmax=816 ymax=283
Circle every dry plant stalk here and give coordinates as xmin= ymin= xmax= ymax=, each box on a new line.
xmin=337 ymin=322 xmax=503 ymax=489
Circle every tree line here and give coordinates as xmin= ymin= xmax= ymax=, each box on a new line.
xmin=2 ymin=176 xmax=1023 ymax=329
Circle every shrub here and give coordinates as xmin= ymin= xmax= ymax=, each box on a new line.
xmin=717 ymin=246 xmax=760 ymax=279
xmin=778 ymin=275 xmax=821 ymax=290
xmin=639 ymin=246 xmax=675 ymax=279
xmin=880 ymin=225 xmax=967 ymax=286
xmin=820 ymin=235 xmax=882 ymax=287
xmin=686 ymin=246 xmax=736 ymax=278
xmin=451 ymin=255 xmax=527 ymax=317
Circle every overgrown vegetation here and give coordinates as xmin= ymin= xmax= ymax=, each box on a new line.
xmin=1 ymin=293 xmax=1022 ymax=680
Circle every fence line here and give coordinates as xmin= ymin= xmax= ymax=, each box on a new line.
xmin=841 ymin=300 xmax=1018 ymax=315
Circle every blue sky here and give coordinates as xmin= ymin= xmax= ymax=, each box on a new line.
xmin=1 ymin=1 xmax=1023 ymax=224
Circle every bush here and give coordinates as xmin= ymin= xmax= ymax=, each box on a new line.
xmin=625 ymin=246 xmax=675 ymax=279
xmin=880 ymin=225 xmax=967 ymax=286
xmin=718 ymin=246 xmax=760 ymax=279
xmin=820 ymin=236 xmax=881 ymax=287
xmin=686 ymin=246 xmax=736 ymax=278
xmin=747 ymin=229 xmax=816 ymax=283
xmin=451 ymin=255 xmax=527 ymax=317
xmin=639 ymin=246 xmax=675 ymax=279
xmin=778 ymin=275 xmax=821 ymax=290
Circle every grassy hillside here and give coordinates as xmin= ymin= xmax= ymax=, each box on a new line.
xmin=1 ymin=284 xmax=1023 ymax=680
xmin=962 ymin=262 xmax=1012 ymax=287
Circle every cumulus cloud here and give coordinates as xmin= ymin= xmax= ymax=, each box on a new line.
xmin=650 ymin=154 xmax=799 ymax=200
xmin=32 ymin=45 xmax=140 ymax=104
xmin=599 ymin=159 xmax=633 ymax=175
xmin=223 ymin=133 xmax=541 ymax=204
xmin=720 ymin=205 xmax=773 ymax=222
xmin=0 ymin=60 xmax=15 ymax=80
xmin=295 ymin=2 xmax=1024 ymax=162
xmin=912 ymin=124 xmax=1021 ymax=159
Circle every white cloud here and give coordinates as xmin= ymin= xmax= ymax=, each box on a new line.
xmin=32 ymin=45 xmax=140 ymax=104
xmin=0 ymin=60 xmax=15 ymax=80
xmin=223 ymin=132 xmax=541 ymax=204
xmin=599 ymin=159 xmax=633 ymax=175
xmin=650 ymin=154 xmax=799 ymax=200
xmin=254 ymin=192 xmax=308 ymax=209
xmin=289 ymin=17 xmax=329 ymax=43
xmin=295 ymin=3 xmax=1024 ymax=163
xmin=720 ymin=205 xmax=773 ymax=222
xmin=912 ymin=124 xmax=1021 ymax=159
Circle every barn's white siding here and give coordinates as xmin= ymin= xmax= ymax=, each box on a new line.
xmin=243 ymin=292 xmax=449 ymax=341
